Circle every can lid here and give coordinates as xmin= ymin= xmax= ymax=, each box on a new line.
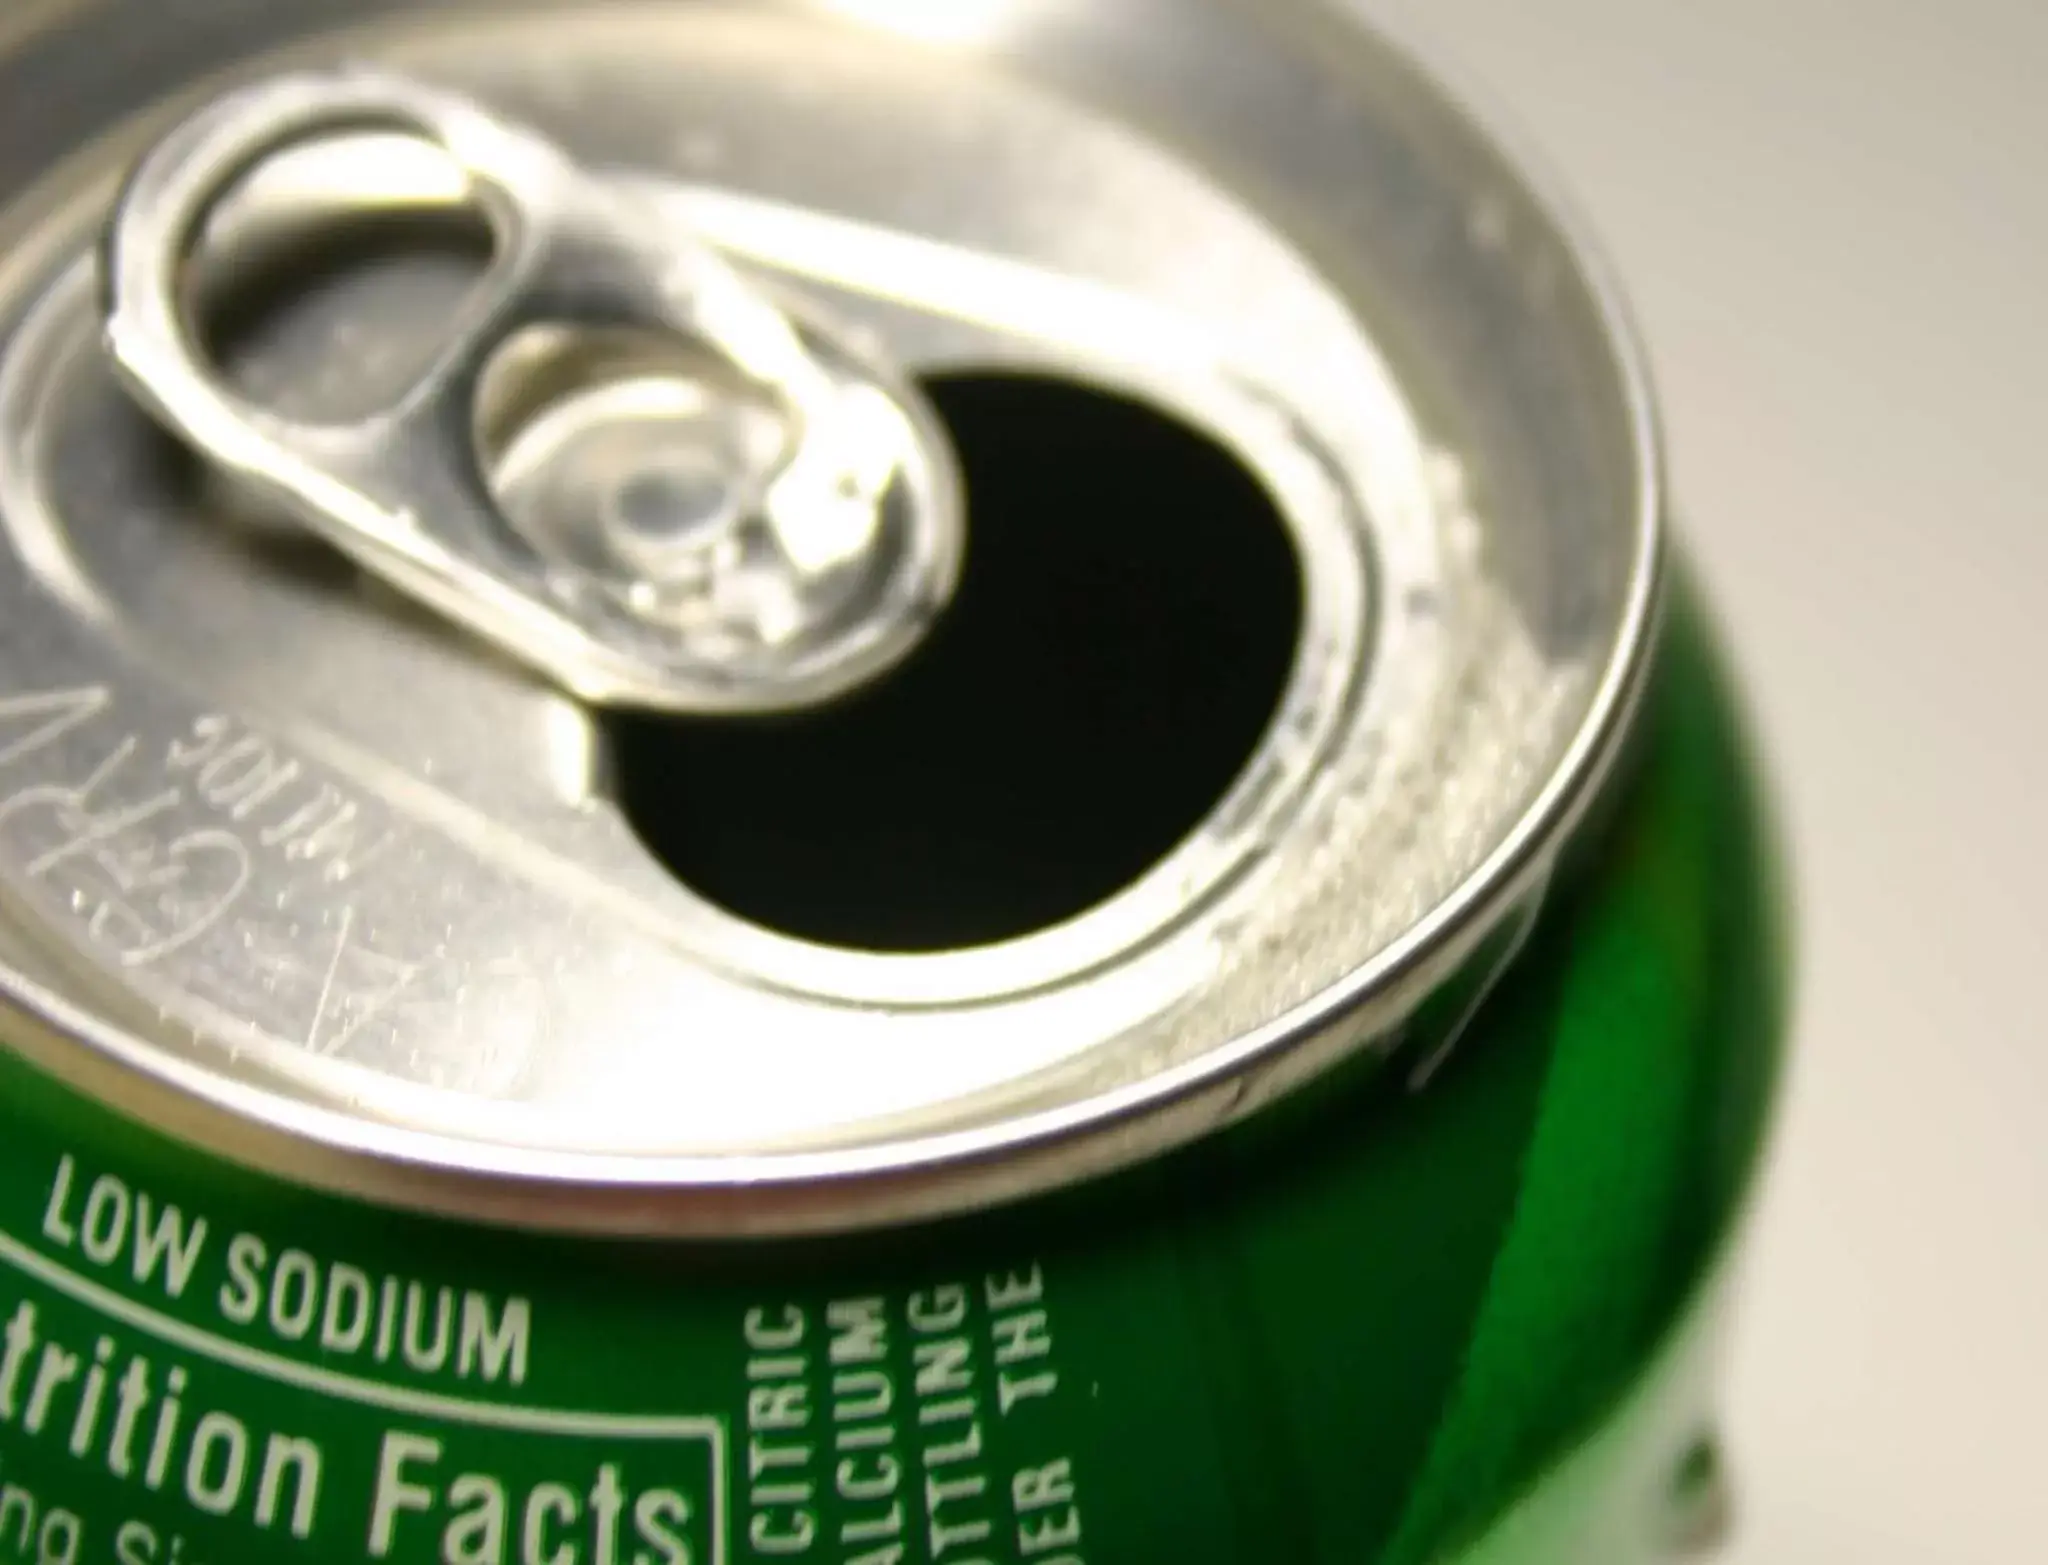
xmin=0 ymin=0 xmax=1662 ymax=1234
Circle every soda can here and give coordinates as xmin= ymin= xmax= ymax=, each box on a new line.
xmin=0 ymin=3 xmax=1786 ymax=1563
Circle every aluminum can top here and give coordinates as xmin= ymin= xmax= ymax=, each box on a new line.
xmin=0 ymin=0 xmax=1663 ymax=1234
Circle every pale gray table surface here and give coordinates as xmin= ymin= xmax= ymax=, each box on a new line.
xmin=1413 ymin=2 xmax=2046 ymax=1560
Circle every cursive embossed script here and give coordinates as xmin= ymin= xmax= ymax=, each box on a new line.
xmin=0 ymin=684 xmax=390 ymax=970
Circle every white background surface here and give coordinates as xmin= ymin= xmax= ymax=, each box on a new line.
xmin=1408 ymin=3 xmax=2047 ymax=1560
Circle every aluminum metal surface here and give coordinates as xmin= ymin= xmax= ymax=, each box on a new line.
xmin=0 ymin=0 xmax=1663 ymax=1233
xmin=105 ymin=70 xmax=966 ymax=716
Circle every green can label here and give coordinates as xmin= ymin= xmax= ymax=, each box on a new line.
xmin=0 ymin=1141 xmax=1091 ymax=1565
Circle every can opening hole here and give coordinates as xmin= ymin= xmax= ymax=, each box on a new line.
xmin=185 ymin=131 xmax=495 ymax=424
xmin=609 ymin=373 xmax=1304 ymax=951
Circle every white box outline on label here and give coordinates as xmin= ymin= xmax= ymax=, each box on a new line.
xmin=0 ymin=1228 xmax=729 ymax=1565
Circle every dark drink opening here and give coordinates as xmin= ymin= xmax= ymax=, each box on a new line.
xmin=611 ymin=373 xmax=1303 ymax=952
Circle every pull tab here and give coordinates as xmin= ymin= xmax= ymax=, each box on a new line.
xmin=101 ymin=70 xmax=965 ymax=713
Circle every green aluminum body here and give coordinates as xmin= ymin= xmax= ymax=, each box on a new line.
xmin=0 ymin=586 xmax=1787 ymax=1565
